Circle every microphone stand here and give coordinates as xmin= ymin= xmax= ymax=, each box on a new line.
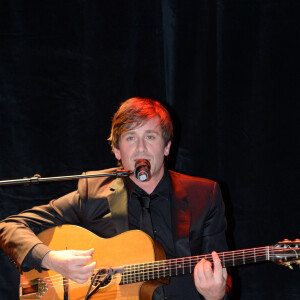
xmin=0 ymin=169 xmax=133 ymax=186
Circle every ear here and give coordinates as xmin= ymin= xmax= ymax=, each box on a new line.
xmin=113 ymin=146 xmax=121 ymax=160
xmin=164 ymin=141 xmax=171 ymax=156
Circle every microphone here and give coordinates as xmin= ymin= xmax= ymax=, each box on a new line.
xmin=134 ymin=159 xmax=151 ymax=182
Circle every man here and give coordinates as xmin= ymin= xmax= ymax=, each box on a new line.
xmin=0 ymin=97 xmax=230 ymax=299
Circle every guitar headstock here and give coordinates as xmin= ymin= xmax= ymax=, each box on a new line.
xmin=273 ymin=239 xmax=300 ymax=269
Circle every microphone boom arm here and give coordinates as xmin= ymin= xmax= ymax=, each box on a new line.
xmin=0 ymin=170 xmax=133 ymax=187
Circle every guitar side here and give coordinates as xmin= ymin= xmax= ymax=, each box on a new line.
xmin=20 ymin=225 xmax=167 ymax=300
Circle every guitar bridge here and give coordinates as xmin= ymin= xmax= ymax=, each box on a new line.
xmin=19 ymin=278 xmax=48 ymax=299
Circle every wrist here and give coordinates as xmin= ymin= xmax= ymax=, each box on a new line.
xmin=41 ymin=250 xmax=53 ymax=269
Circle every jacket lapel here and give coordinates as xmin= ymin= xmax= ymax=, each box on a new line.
xmin=106 ymin=172 xmax=192 ymax=256
xmin=169 ymin=171 xmax=192 ymax=257
xmin=107 ymin=178 xmax=129 ymax=234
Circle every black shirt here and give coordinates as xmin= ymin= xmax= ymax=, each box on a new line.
xmin=125 ymin=168 xmax=177 ymax=259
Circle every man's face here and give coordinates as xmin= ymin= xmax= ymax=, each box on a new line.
xmin=113 ymin=116 xmax=171 ymax=183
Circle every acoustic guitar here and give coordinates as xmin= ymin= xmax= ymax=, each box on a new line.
xmin=19 ymin=225 xmax=300 ymax=300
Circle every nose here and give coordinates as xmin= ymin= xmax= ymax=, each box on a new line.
xmin=137 ymin=138 xmax=146 ymax=153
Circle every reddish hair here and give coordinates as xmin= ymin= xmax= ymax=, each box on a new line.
xmin=108 ymin=97 xmax=173 ymax=149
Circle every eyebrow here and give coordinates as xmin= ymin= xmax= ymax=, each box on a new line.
xmin=124 ymin=129 xmax=159 ymax=135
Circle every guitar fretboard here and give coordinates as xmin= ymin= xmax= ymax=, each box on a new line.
xmin=120 ymin=246 xmax=277 ymax=284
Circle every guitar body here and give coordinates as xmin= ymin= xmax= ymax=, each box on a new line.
xmin=20 ymin=225 xmax=167 ymax=300
xmin=19 ymin=225 xmax=300 ymax=299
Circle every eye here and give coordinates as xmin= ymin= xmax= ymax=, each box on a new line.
xmin=126 ymin=136 xmax=134 ymax=141
xmin=146 ymin=135 xmax=155 ymax=140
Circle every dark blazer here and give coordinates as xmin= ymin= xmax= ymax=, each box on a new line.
xmin=0 ymin=168 xmax=228 ymax=299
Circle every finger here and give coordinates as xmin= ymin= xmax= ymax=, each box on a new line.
xmin=222 ymin=267 xmax=227 ymax=280
xmin=202 ymin=260 xmax=213 ymax=280
xmin=194 ymin=258 xmax=213 ymax=282
xmin=73 ymin=261 xmax=96 ymax=274
xmin=211 ymin=251 xmax=223 ymax=276
xmin=72 ymin=255 xmax=94 ymax=266
xmin=72 ymin=248 xmax=95 ymax=256
xmin=81 ymin=261 xmax=97 ymax=275
xmin=193 ymin=258 xmax=205 ymax=284
xmin=71 ymin=261 xmax=97 ymax=283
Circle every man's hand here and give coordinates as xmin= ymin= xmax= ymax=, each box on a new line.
xmin=194 ymin=251 xmax=227 ymax=300
xmin=42 ymin=248 xmax=96 ymax=283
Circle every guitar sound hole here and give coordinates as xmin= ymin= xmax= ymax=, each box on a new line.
xmin=91 ymin=272 xmax=112 ymax=287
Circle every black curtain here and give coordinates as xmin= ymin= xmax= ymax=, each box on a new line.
xmin=0 ymin=1 xmax=299 ymax=299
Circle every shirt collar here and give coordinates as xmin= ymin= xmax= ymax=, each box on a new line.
xmin=125 ymin=167 xmax=171 ymax=199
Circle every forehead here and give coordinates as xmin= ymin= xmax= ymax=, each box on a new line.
xmin=123 ymin=116 xmax=162 ymax=135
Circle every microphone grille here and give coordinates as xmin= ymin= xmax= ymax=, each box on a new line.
xmin=134 ymin=159 xmax=151 ymax=181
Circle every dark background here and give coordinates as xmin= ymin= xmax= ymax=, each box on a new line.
xmin=0 ymin=1 xmax=299 ymax=299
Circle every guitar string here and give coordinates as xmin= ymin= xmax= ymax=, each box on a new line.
xmin=44 ymin=275 xmax=118 ymax=289
xmin=121 ymin=248 xmax=296 ymax=282
xmin=40 ymin=247 xmax=272 ymax=285
xmin=29 ymin=247 xmax=298 ymax=288
xmin=41 ymin=247 xmax=298 ymax=290
xmin=45 ymin=245 xmax=288 ymax=283
xmin=35 ymin=247 xmax=297 ymax=286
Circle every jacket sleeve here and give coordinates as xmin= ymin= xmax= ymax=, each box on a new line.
xmin=200 ymin=182 xmax=228 ymax=254
xmin=0 ymin=190 xmax=84 ymax=272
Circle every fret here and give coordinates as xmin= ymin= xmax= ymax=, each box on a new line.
xmin=222 ymin=252 xmax=225 ymax=268
xmin=270 ymin=245 xmax=275 ymax=262
xmin=128 ymin=266 xmax=130 ymax=284
xmin=133 ymin=264 xmax=136 ymax=283
xmin=159 ymin=261 xmax=162 ymax=279
xmin=139 ymin=263 xmax=143 ymax=282
xmin=183 ymin=257 xmax=187 ymax=274
xmin=118 ymin=243 xmax=297 ymax=287
xmin=180 ymin=258 xmax=184 ymax=275
xmin=141 ymin=263 xmax=145 ymax=282
xmin=126 ymin=265 xmax=130 ymax=284
xmin=166 ymin=260 xmax=170 ymax=277
xmin=134 ymin=264 xmax=137 ymax=283
xmin=150 ymin=262 xmax=155 ymax=280
xmin=151 ymin=262 xmax=155 ymax=280
xmin=122 ymin=246 xmax=279 ymax=285
xmin=163 ymin=261 xmax=166 ymax=278
xmin=131 ymin=264 xmax=134 ymax=284
xmin=152 ymin=262 xmax=156 ymax=280
xmin=146 ymin=263 xmax=149 ymax=281
xmin=158 ymin=261 xmax=161 ymax=279
xmin=130 ymin=264 xmax=133 ymax=283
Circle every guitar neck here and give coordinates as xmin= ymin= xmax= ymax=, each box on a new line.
xmin=120 ymin=246 xmax=274 ymax=284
